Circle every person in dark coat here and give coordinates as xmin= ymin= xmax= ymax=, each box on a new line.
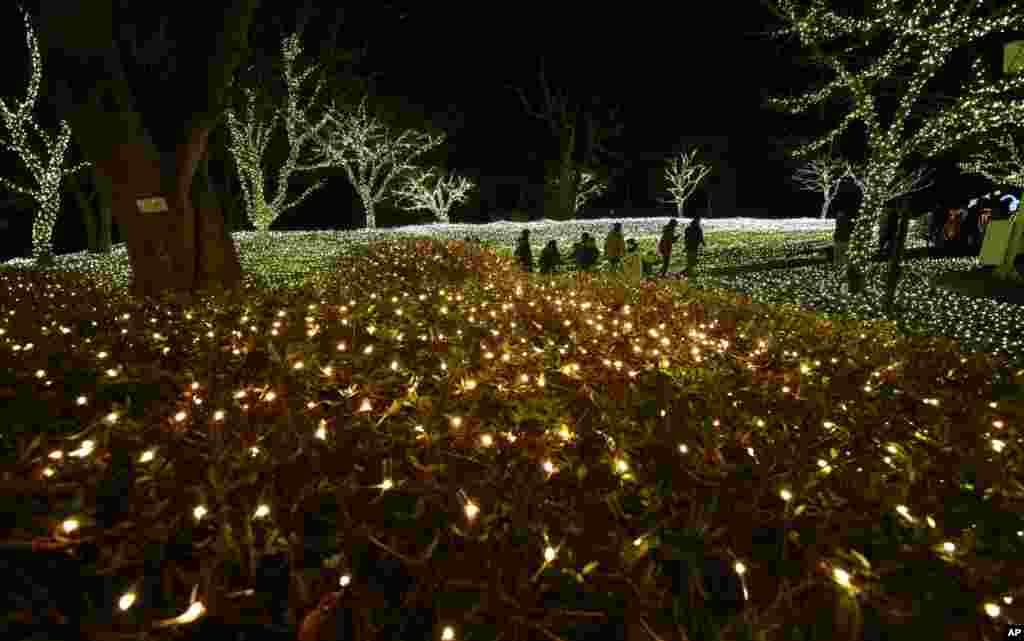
xmin=574 ymin=232 xmax=599 ymax=271
xmin=683 ymin=215 xmax=706 ymax=274
xmin=539 ymin=240 xmax=562 ymax=274
xmin=658 ymin=219 xmax=680 ymax=277
xmin=514 ymin=229 xmax=533 ymax=271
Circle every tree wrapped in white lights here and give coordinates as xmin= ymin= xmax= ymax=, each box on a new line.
xmin=548 ymin=168 xmax=607 ymax=215
xmin=316 ymin=98 xmax=444 ymax=229
xmin=793 ymin=152 xmax=850 ymax=219
xmin=393 ymin=167 xmax=474 ymax=223
xmin=661 ymin=148 xmax=711 ymax=216
xmin=767 ymin=0 xmax=1024 ymax=289
xmin=0 ymin=9 xmax=88 ymax=262
xmin=959 ymin=135 xmax=1024 ymax=188
xmin=225 ymin=32 xmax=335 ymax=233
xmin=846 ymin=163 xmax=934 ymax=208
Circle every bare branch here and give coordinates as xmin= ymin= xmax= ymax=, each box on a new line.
xmin=661 ymin=148 xmax=712 ymax=215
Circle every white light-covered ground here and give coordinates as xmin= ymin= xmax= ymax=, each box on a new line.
xmin=3 ymin=217 xmax=836 ymax=268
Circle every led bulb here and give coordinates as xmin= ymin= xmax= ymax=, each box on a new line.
xmin=119 ymin=592 xmax=136 ymax=611
xmin=780 ymin=489 xmax=793 ymax=502
xmin=61 ymin=518 xmax=80 ymax=534
xmin=544 ymin=546 xmax=557 ymax=562
xmin=734 ymin=561 xmax=746 ymax=575
xmin=833 ymin=567 xmax=851 ymax=587
xmin=253 ymin=504 xmax=270 ymax=519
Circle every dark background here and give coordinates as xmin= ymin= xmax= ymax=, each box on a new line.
xmin=0 ymin=1 xmax=1012 ymax=260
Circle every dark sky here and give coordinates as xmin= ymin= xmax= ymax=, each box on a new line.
xmin=0 ymin=1 xmax=855 ymax=257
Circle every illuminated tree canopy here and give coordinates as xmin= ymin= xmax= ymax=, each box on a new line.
xmin=315 ymin=98 xmax=444 ymax=229
xmin=792 ymin=151 xmax=850 ymax=219
xmin=768 ymin=0 xmax=1024 ymax=283
xmin=959 ymin=134 xmax=1024 ymax=188
xmin=661 ymin=148 xmax=711 ymax=216
xmin=225 ymin=32 xmax=336 ymax=232
xmin=0 ymin=9 xmax=88 ymax=262
xmin=394 ymin=167 xmax=474 ymax=223
xmin=548 ymin=168 xmax=607 ymax=215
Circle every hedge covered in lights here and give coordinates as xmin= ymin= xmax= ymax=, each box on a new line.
xmin=2 ymin=234 xmax=1023 ymax=640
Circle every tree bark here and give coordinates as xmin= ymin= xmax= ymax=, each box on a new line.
xmin=882 ymin=210 xmax=911 ymax=316
xmin=36 ymin=0 xmax=254 ymax=299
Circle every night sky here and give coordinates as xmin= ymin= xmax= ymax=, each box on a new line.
xmin=0 ymin=1 xmax=1000 ymax=258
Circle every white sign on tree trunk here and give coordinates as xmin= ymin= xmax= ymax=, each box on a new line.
xmin=136 ymin=196 xmax=169 ymax=213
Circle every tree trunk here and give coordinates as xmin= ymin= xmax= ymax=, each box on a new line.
xmin=37 ymin=0 xmax=254 ymax=299
xmin=70 ymin=171 xmax=99 ymax=252
xmin=93 ymin=128 xmax=241 ymax=299
xmin=882 ymin=210 xmax=911 ymax=317
xmin=95 ymin=169 xmax=113 ymax=253
xmin=69 ymin=167 xmax=114 ymax=254
xmin=821 ymin=197 xmax=830 ymax=219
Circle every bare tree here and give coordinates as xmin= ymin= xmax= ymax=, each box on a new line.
xmin=393 ymin=167 xmax=474 ymax=223
xmin=548 ymin=168 xmax=607 ymax=215
xmin=660 ymin=148 xmax=711 ymax=216
xmin=316 ymin=98 xmax=444 ymax=228
xmin=510 ymin=58 xmax=623 ymax=220
xmin=792 ymin=153 xmax=850 ymax=218
xmin=225 ymin=32 xmax=335 ymax=232
xmin=0 ymin=9 xmax=89 ymax=263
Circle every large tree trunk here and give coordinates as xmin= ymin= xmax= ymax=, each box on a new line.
xmin=69 ymin=167 xmax=114 ymax=253
xmin=94 ymin=128 xmax=240 ymax=299
xmin=37 ymin=0 xmax=254 ymax=299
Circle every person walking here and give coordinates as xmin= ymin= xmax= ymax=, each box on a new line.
xmin=514 ymin=229 xmax=533 ymax=272
xmin=658 ymin=219 xmax=680 ymax=277
xmin=833 ymin=209 xmax=853 ymax=271
xmin=683 ymin=215 xmax=706 ymax=275
xmin=604 ymin=222 xmax=626 ymax=271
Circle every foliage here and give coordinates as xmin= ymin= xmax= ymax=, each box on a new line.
xmin=2 ymin=234 xmax=1023 ymax=640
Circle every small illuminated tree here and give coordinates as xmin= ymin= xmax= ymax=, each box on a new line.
xmin=661 ymin=148 xmax=711 ymax=216
xmin=959 ymin=134 xmax=1024 ymax=188
xmin=793 ymin=152 xmax=850 ymax=218
xmin=767 ymin=0 xmax=1024 ymax=292
xmin=0 ymin=9 xmax=88 ymax=263
xmin=316 ymin=98 xmax=444 ymax=228
xmin=548 ymin=168 xmax=607 ymax=215
xmin=225 ymin=32 xmax=335 ymax=233
xmin=393 ymin=167 xmax=474 ymax=223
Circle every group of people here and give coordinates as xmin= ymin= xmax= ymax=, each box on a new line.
xmin=513 ymin=217 xmax=707 ymax=279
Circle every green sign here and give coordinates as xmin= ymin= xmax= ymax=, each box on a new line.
xmin=1005 ymin=41 xmax=1024 ymax=76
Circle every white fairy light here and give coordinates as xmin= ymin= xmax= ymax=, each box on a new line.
xmin=314 ymin=98 xmax=444 ymax=228
xmin=0 ymin=9 xmax=89 ymax=262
